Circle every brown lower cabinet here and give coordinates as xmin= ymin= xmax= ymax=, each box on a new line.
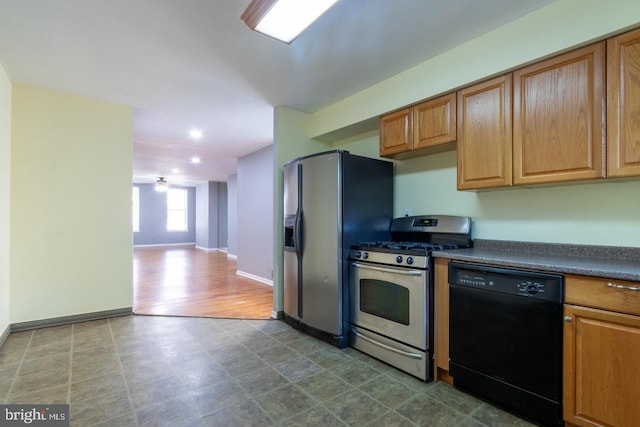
xmin=563 ymin=304 xmax=640 ymax=427
xmin=433 ymin=258 xmax=451 ymax=382
xmin=564 ymin=274 xmax=640 ymax=427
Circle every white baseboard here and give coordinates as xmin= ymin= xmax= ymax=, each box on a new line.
xmin=134 ymin=242 xmax=196 ymax=248
xmin=227 ymin=253 xmax=238 ymax=259
xmin=195 ymin=246 xmax=220 ymax=252
xmin=236 ymin=270 xmax=273 ymax=286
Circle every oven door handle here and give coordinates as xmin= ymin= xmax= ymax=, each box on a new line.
xmin=352 ymin=329 xmax=423 ymax=360
xmin=351 ymin=262 xmax=423 ymax=276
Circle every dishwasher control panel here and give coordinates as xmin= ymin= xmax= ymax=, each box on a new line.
xmin=448 ymin=262 xmax=563 ymax=303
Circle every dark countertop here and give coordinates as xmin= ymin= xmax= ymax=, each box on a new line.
xmin=433 ymin=240 xmax=640 ymax=282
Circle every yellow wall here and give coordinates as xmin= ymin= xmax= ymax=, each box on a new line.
xmin=10 ymin=85 xmax=133 ymax=323
xmin=272 ymin=0 xmax=640 ymax=253
xmin=0 ymin=62 xmax=11 ymax=334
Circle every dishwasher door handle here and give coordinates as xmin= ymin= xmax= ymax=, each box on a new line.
xmin=352 ymin=329 xmax=423 ymax=360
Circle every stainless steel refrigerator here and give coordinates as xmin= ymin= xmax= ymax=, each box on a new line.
xmin=283 ymin=150 xmax=393 ymax=348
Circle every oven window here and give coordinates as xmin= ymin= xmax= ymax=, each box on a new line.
xmin=359 ymin=279 xmax=410 ymax=325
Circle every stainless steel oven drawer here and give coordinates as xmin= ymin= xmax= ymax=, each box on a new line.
xmin=350 ymin=326 xmax=429 ymax=381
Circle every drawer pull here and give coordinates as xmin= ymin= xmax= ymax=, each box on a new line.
xmin=607 ymin=282 xmax=640 ymax=292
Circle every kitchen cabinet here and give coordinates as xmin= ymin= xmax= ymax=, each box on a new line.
xmin=563 ymin=274 xmax=640 ymax=427
xmin=433 ymin=257 xmax=452 ymax=383
xmin=607 ymin=28 xmax=640 ymax=178
xmin=379 ymin=107 xmax=412 ymax=156
xmin=457 ymin=74 xmax=512 ymax=190
xmin=513 ymin=42 xmax=606 ymax=185
xmin=380 ymin=93 xmax=456 ymax=159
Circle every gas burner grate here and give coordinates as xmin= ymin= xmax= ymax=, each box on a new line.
xmin=355 ymin=241 xmax=464 ymax=255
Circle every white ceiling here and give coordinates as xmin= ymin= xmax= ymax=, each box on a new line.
xmin=0 ymin=0 xmax=552 ymax=186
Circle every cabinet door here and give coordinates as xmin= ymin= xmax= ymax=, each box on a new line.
xmin=380 ymin=108 xmax=412 ymax=157
xmin=564 ymin=304 xmax=640 ymax=427
xmin=513 ymin=42 xmax=606 ymax=185
xmin=413 ymin=93 xmax=456 ymax=149
xmin=607 ymin=28 xmax=640 ymax=177
xmin=457 ymin=74 xmax=512 ymax=190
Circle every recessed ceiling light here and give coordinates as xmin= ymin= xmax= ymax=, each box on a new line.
xmin=191 ymin=157 xmax=201 ymax=164
xmin=189 ymin=129 xmax=203 ymax=139
xmin=171 ymin=168 xmax=180 ymax=174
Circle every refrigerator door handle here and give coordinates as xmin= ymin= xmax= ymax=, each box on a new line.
xmin=295 ymin=161 xmax=304 ymax=257
xmin=295 ymin=209 xmax=303 ymax=257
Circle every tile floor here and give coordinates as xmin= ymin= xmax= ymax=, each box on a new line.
xmin=0 ymin=315 xmax=536 ymax=426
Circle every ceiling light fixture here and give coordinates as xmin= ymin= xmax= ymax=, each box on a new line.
xmin=171 ymin=168 xmax=180 ymax=174
xmin=155 ymin=177 xmax=169 ymax=192
xmin=191 ymin=157 xmax=201 ymax=164
xmin=241 ymin=0 xmax=339 ymax=44
xmin=189 ymin=129 xmax=203 ymax=139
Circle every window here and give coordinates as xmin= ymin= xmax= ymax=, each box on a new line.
xmin=132 ymin=186 xmax=140 ymax=232
xmin=167 ymin=188 xmax=188 ymax=231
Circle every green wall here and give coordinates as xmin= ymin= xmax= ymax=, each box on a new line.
xmin=10 ymin=85 xmax=133 ymax=323
xmin=272 ymin=107 xmax=327 ymax=313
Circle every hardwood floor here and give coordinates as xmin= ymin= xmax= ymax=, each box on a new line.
xmin=133 ymin=246 xmax=273 ymax=319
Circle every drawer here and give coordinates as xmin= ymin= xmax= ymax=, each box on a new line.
xmin=565 ymin=274 xmax=640 ymax=316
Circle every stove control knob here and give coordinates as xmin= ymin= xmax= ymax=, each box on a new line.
xmin=354 ymin=251 xmax=361 ymax=259
xmin=406 ymin=256 xmax=414 ymax=265
xmin=396 ymin=256 xmax=403 ymax=264
xmin=362 ymin=252 xmax=369 ymax=260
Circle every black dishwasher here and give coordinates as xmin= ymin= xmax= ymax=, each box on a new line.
xmin=449 ymin=262 xmax=563 ymax=427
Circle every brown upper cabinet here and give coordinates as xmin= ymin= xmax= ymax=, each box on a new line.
xmin=382 ymin=28 xmax=640 ymax=189
xmin=379 ymin=108 xmax=412 ymax=156
xmin=513 ymin=42 xmax=606 ymax=185
xmin=607 ymin=28 xmax=640 ymax=177
xmin=380 ymin=93 xmax=456 ymax=158
xmin=457 ymin=74 xmax=512 ymax=190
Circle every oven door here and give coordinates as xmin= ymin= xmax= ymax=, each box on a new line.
xmin=350 ymin=261 xmax=427 ymax=350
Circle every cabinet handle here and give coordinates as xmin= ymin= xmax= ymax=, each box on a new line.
xmin=564 ymin=316 xmax=573 ymax=322
xmin=607 ymin=282 xmax=640 ymax=292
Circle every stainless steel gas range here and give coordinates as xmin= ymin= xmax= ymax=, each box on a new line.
xmin=349 ymin=215 xmax=472 ymax=381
